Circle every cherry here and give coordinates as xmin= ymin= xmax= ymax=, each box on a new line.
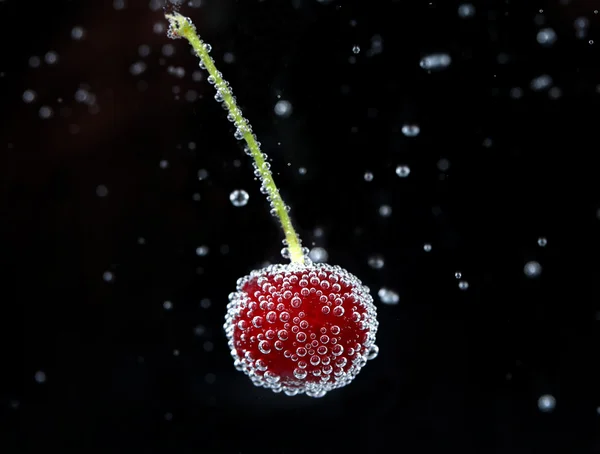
xmin=224 ymin=261 xmax=378 ymax=397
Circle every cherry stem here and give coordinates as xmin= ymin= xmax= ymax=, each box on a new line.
xmin=165 ymin=12 xmax=304 ymax=264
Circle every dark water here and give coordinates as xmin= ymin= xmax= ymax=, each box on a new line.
xmin=1 ymin=0 xmax=599 ymax=452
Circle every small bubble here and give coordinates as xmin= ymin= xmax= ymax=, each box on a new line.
xmin=39 ymin=106 xmax=54 ymax=119
xmin=395 ymin=165 xmax=410 ymax=177
xmin=44 ymin=51 xmax=58 ymax=65
xmin=524 ymin=261 xmax=542 ymax=278
xmin=537 ymin=237 xmax=547 ymax=247
xmin=197 ymin=169 xmax=209 ymax=180
xmin=364 ymin=171 xmax=374 ymax=182
xmin=308 ymin=247 xmax=328 ymax=263
xmin=22 ymin=89 xmax=36 ymax=103
xmin=379 ymin=204 xmax=392 ymax=217
xmin=196 ymin=246 xmax=209 ymax=256
xmin=419 ymin=53 xmax=451 ymax=71
xmin=458 ymin=281 xmax=469 ymax=290
xmin=71 ymin=26 xmax=85 ymax=40
xmin=96 ymin=185 xmax=108 ymax=197
xmin=163 ymin=300 xmax=173 ymax=310
xmin=229 ymin=189 xmax=249 ymax=207
xmin=423 ymin=243 xmax=432 ymax=252
xmin=536 ymin=28 xmax=557 ymax=46
xmin=378 ymin=287 xmax=399 ymax=305
xmin=352 ymin=45 xmax=361 ymax=54
xmin=458 ymin=3 xmax=475 ymax=18
xmin=102 ymin=271 xmax=114 ymax=282
xmin=368 ymin=254 xmax=385 ymax=269
xmin=34 ymin=371 xmax=47 ymax=383
xmin=274 ymin=100 xmax=293 ymax=117
xmin=537 ymin=394 xmax=556 ymax=412
xmin=401 ymin=124 xmax=420 ymax=137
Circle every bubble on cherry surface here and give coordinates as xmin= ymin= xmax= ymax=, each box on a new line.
xmin=401 ymin=124 xmax=420 ymax=137
xmin=538 ymin=394 xmax=556 ymax=412
xmin=524 ymin=261 xmax=542 ymax=278
xmin=224 ymin=262 xmax=378 ymax=397
xmin=229 ymin=189 xmax=249 ymax=207
xmin=378 ymin=287 xmax=399 ymax=305
xmin=395 ymin=165 xmax=410 ymax=177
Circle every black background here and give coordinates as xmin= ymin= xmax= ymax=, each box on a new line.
xmin=1 ymin=0 xmax=600 ymax=452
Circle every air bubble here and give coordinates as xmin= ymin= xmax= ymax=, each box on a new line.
xmin=378 ymin=287 xmax=399 ymax=305
xmin=419 ymin=53 xmax=451 ymax=71
xmin=229 ymin=189 xmax=249 ymax=207
xmin=401 ymin=124 xmax=420 ymax=137
xmin=274 ymin=100 xmax=293 ymax=117
xmin=538 ymin=394 xmax=556 ymax=412
xmin=395 ymin=165 xmax=410 ymax=177
xmin=524 ymin=261 xmax=542 ymax=277
xmin=458 ymin=3 xmax=475 ymax=18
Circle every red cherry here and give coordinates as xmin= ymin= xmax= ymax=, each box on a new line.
xmin=224 ymin=261 xmax=379 ymax=397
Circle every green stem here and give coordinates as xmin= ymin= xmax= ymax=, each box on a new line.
xmin=165 ymin=12 xmax=304 ymax=264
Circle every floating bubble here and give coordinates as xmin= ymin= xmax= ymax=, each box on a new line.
xmin=401 ymin=124 xmax=420 ymax=137
xmin=274 ymin=100 xmax=292 ymax=117
xmin=458 ymin=3 xmax=475 ymax=18
xmin=22 ymin=89 xmax=36 ymax=103
xmin=537 ymin=237 xmax=547 ymax=247
xmin=538 ymin=394 xmax=556 ymax=412
xmin=96 ymin=185 xmax=108 ymax=197
xmin=196 ymin=246 xmax=209 ymax=256
xmin=368 ymin=254 xmax=385 ymax=269
xmin=378 ymin=205 xmax=392 ymax=217
xmin=34 ymin=371 xmax=47 ymax=383
xmin=378 ymin=287 xmax=399 ymax=305
xmin=524 ymin=261 xmax=542 ymax=277
xmin=308 ymin=247 xmax=328 ymax=263
xmin=395 ymin=165 xmax=410 ymax=177
xmin=419 ymin=53 xmax=451 ymax=71
xmin=229 ymin=189 xmax=249 ymax=207
xmin=537 ymin=28 xmax=557 ymax=46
